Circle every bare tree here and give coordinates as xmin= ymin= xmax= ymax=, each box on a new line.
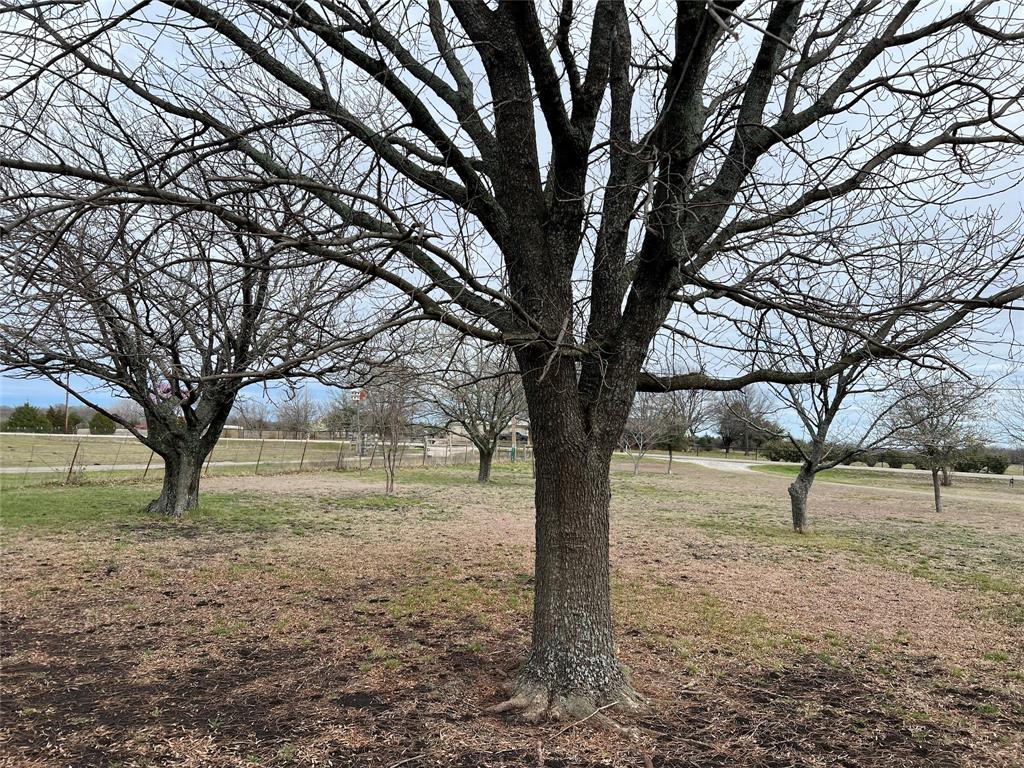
xmin=667 ymin=390 xmax=714 ymax=448
xmin=322 ymin=394 xmax=359 ymax=439
xmin=715 ymin=389 xmax=780 ymax=456
xmin=3 ymin=1 xmax=1023 ymax=716
xmin=659 ymin=390 xmax=714 ymax=471
xmin=620 ymin=393 xmax=675 ymax=475
xmin=428 ymin=340 xmax=525 ymax=482
xmin=999 ymin=385 xmax=1024 ymax=450
xmin=767 ymin=359 xmax=915 ymax=533
xmin=275 ymin=391 xmax=323 ymax=437
xmin=887 ymin=377 xmax=990 ymax=514
xmin=364 ymin=368 xmax=419 ymax=494
xmin=752 ymin=265 xmax=995 ymax=532
xmin=0 ymin=210 xmax=370 ymax=515
xmin=109 ymin=399 xmax=145 ymax=428
xmin=232 ymin=396 xmax=273 ymax=437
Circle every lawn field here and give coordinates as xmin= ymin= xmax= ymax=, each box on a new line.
xmin=753 ymin=462 xmax=1022 ymax=495
xmin=0 ymin=433 xmax=464 ymax=489
xmin=0 ymin=433 xmax=354 ymax=473
xmin=2 ymin=461 xmax=1022 ymax=767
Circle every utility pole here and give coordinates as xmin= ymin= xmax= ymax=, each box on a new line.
xmin=63 ymin=372 xmax=70 ymax=433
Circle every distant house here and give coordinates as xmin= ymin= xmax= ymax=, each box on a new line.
xmin=446 ymin=416 xmax=530 ymax=446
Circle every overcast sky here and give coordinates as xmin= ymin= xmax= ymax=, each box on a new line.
xmin=2 ymin=1 xmax=1022 ymax=444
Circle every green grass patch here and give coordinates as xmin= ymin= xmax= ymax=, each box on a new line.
xmin=752 ymin=463 xmax=1019 ymax=493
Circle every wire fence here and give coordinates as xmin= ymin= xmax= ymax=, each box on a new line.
xmin=0 ymin=432 xmax=533 ymax=488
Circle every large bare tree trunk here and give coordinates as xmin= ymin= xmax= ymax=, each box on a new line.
xmin=931 ymin=467 xmax=943 ymax=513
xmin=146 ymin=448 xmax=204 ymax=517
xmin=494 ymin=432 xmax=640 ymax=719
xmin=493 ymin=350 xmax=643 ymax=720
xmin=788 ymin=465 xmax=814 ymax=533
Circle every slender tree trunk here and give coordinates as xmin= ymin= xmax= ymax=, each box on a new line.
xmin=477 ymin=444 xmax=495 ymax=482
xmin=788 ymin=465 xmax=814 ymax=533
xmin=147 ymin=448 xmax=204 ymax=517
xmin=383 ymin=440 xmax=397 ymax=494
xmin=941 ymin=465 xmax=952 ymax=487
xmin=931 ymin=467 xmax=942 ymax=513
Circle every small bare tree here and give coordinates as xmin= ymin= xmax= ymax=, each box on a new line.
xmin=887 ymin=378 xmax=990 ymax=514
xmin=769 ymin=365 xmax=919 ymax=533
xmin=715 ymin=389 xmax=781 ymax=456
xmin=1000 ymin=386 xmax=1024 ymax=454
xmin=620 ymin=393 xmax=676 ymax=475
xmin=109 ymin=400 xmax=145 ymax=429
xmin=429 ymin=341 xmax=525 ymax=482
xmin=275 ymin=391 xmax=323 ymax=438
xmin=365 ymin=368 xmax=420 ymax=494
xmin=232 ymin=396 xmax=273 ymax=437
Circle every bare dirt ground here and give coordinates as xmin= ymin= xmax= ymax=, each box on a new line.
xmin=2 ymin=462 xmax=1022 ymax=767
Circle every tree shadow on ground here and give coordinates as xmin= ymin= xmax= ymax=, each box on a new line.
xmin=4 ymin=611 xmax=1014 ymax=767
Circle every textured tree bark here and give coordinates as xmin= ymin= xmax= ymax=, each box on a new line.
xmin=788 ymin=465 xmax=814 ymax=533
xmin=477 ymin=445 xmax=494 ymax=482
xmin=931 ymin=467 xmax=943 ymax=513
xmin=493 ymin=433 xmax=640 ymax=720
xmin=143 ymin=396 xmax=234 ymax=517
xmin=146 ymin=448 xmax=205 ymax=517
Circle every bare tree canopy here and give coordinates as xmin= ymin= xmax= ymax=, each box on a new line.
xmin=426 ymin=338 xmax=525 ymax=483
xmin=757 ymin=311 xmax=915 ymax=532
xmin=715 ymin=388 xmax=781 ymax=455
xmin=364 ymin=365 xmax=420 ymax=495
xmin=0 ymin=206 xmax=372 ymax=514
xmin=886 ymin=375 xmax=991 ymax=513
xmin=620 ymin=392 xmax=675 ymax=475
xmin=2 ymin=0 xmax=1023 ymax=717
xmin=999 ymin=385 xmax=1024 ymax=448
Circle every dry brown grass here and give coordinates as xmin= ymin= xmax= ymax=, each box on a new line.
xmin=2 ymin=461 xmax=1022 ymax=767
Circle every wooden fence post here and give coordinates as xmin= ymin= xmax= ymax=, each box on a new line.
xmin=110 ymin=438 xmax=125 ymax=476
xmin=65 ymin=442 xmax=82 ymax=485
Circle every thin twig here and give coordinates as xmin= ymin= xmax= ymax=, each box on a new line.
xmin=552 ymin=701 xmax=620 ymax=738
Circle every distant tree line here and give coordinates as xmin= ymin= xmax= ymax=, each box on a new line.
xmin=0 ymin=402 xmax=118 ymax=434
xmin=761 ymin=440 xmax=1010 ymax=476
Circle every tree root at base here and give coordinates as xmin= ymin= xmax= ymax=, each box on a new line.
xmin=144 ymin=498 xmax=193 ymax=517
xmin=487 ymin=679 xmax=644 ymax=728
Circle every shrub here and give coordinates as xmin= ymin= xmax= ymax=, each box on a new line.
xmin=762 ymin=440 xmax=804 ymax=462
xmin=5 ymin=403 xmax=50 ymax=432
xmin=89 ymin=412 xmax=116 ymax=435
xmin=983 ymin=454 xmax=1010 ymax=475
